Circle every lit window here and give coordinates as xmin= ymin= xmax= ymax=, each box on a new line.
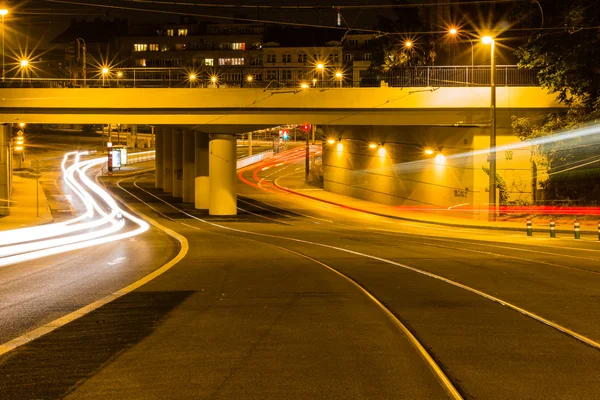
xmin=178 ymin=29 xmax=188 ymax=36
xmin=133 ymin=44 xmax=148 ymax=52
xmin=218 ymin=58 xmax=244 ymax=66
xmin=161 ymin=44 xmax=170 ymax=52
xmin=205 ymin=58 xmax=214 ymax=66
xmin=175 ymin=43 xmax=187 ymax=51
xmin=232 ymin=42 xmax=246 ymax=50
xmin=135 ymin=59 xmax=146 ymax=67
xmin=166 ymin=29 xmax=174 ymax=36
xmin=149 ymin=44 xmax=159 ymax=51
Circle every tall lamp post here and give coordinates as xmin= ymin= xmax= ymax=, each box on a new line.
xmin=76 ymin=38 xmax=86 ymax=87
xmin=482 ymin=35 xmax=497 ymax=221
xmin=0 ymin=8 xmax=7 ymax=83
xmin=448 ymin=28 xmax=474 ymax=83
xmin=316 ymin=62 xmax=324 ymax=87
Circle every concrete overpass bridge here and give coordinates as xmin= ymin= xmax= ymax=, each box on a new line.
xmin=0 ymin=87 xmax=564 ymax=216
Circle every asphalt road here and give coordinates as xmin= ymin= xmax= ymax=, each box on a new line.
xmin=1 ymin=149 xmax=599 ymax=399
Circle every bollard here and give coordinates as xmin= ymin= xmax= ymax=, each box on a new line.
xmin=574 ymin=219 xmax=580 ymax=240
xmin=527 ymin=218 xmax=532 ymax=236
xmin=550 ymin=219 xmax=556 ymax=238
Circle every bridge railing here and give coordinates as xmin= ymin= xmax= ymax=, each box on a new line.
xmin=0 ymin=65 xmax=540 ymax=88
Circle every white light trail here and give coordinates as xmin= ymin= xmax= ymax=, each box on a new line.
xmin=0 ymin=151 xmax=150 ymax=267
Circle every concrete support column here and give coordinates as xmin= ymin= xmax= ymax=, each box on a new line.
xmin=209 ymin=133 xmax=237 ymax=216
xmin=172 ymin=130 xmax=183 ymax=199
xmin=195 ymin=133 xmax=209 ymax=209
xmin=155 ymin=128 xmax=164 ymax=189
xmin=163 ymin=129 xmax=173 ymax=193
xmin=248 ymin=132 xmax=253 ymax=156
xmin=0 ymin=124 xmax=10 ymax=216
xmin=182 ymin=131 xmax=195 ymax=203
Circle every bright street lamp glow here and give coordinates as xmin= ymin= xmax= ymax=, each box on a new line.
xmin=246 ymin=75 xmax=253 ymax=82
xmin=369 ymin=143 xmax=378 ymax=149
xmin=377 ymin=146 xmax=387 ymax=157
xmin=210 ymin=75 xmax=217 ymax=83
xmin=316 ymin=63 xmax=324 ymax=70
xmin=189 ymin=74 xmax=196 ymax=80
xmin=335 ymin=71 xmax=343 ymax=79
xmin=404 ymin=41 xmax=412 ymax=48
xmin=481 ymin=36 xmax=494 ymax=45
xmin=116 ymin=71 xmax=123 ymax=78
xmin=19 ymin=122 xmax=25 ymax=128
xmin=424 ymin=148 xmax=435 ymax=155
xmin=300 ymin=82 xmax=309 ymax=89
xmin=449 ymin=28 xmax=458 ymax=35
xmin=20 ymin=59 xmax=29 ymax=68
xmin=0 ymin=9 xmax=8 ymax=16
xmin=327 ymin=139 xmax=336 ymax=144
xmin=14 ymin=146 xmax=23 ymax=151
xmin=336 ymin=142 xmax=344 ymax=152
xmin=434 ymin=153 xmax=446 ymax=165
xmin=101 ymin=67 xmax=109 ymax=75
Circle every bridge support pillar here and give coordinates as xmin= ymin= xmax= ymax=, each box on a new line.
xmin=0 ymin=124 xmax=11 ymax=216
xmin=163 ymin=129 xmax=173 ymax=193
xmin=195 ymin=133 xmax=209 ymax=210
xmin=182 ymin=131 xmax=195 ymax=203
xmin=172 ymin=130 xmax=183 ymax=199
xmin=209 ymin=133 xmax=237 ymax=216
xmin=155 ymin=128 xmax=163 ymax=189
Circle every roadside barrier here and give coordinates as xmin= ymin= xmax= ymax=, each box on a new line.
xmin=526 ymin=218 xmax=532 ymax=236
xmin=574 ymin=219 xmax=581 ymax=240
xmin=550 ymin=219 xmax=556 ymax=238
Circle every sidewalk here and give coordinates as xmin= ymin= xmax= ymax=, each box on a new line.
xmin=274 ymin=172 xmax=600 ymax=235
xmin=0 ymin=174 xmax=53 ymax=231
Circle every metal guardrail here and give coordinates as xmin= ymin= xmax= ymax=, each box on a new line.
xmin=237 ymin=150 xmax=273 ymax=169
xmin=0 ymin=65 xmax=540 ymax=88
xmin=127 ymin=150 xmax=156 ymax=164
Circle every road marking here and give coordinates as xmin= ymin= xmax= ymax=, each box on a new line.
xmin=107 ymin=256 xmax=127 ymax=266
xmin=131 ymin=181 xmax=600 ymax=353
xmin=131 ymin=182 xmax=462 ymax=400
xmin=0 ymin=177 xmax=189 ymax=358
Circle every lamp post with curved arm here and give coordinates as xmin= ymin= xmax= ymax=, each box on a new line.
xmin=482 ymin=35 xmax=497 ymax=221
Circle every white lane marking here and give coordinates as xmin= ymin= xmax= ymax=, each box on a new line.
xmin=132 ymin=181 xmax=600 ymax=352
xmin=369 ymin=228 xmax=600 ymax=264
xmin=107 ymin=256 xmax=128 ymax=266
xmin=0 ymin=178 xmax=189 ymax=358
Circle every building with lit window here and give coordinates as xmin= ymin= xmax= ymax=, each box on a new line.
xmin=261 ymin=27 xmax=343 ymax=87
xmin=117 ymin=19 xmax=264 ymax=86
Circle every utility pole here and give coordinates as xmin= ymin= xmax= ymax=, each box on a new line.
xmin=305 ymin=126 xmax=310 ymax=182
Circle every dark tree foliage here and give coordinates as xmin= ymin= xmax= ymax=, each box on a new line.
xmin=513 ymin=0 xmax=600 ymax=203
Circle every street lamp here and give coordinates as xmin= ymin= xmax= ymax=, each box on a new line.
xmin=101 ymin=67 xmax=109 ymax=87
xmin=482 ymin=35 xmax=497 ymax=221
xmin=0 ymin=8 xmax=7 ymax=82
xmin=210 ymin=75 xmax=218 ymax=86
xmin=316 ymin=62 xmax=324 ymax=87
xmin=335 ymin=70 xmax=343 ymax=88
xmin=20 ymin=59 xmax=28 ymax=68
xmin=189 ymin=73 xmax=196 ymax=88
xmin=448 ymin=27 xmax=474 ymax=70
xmin=404 ymin=40 xmax=412 ymax=48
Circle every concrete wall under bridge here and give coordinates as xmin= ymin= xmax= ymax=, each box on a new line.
xmin=322 ymin=116 xmax=543 ymax=218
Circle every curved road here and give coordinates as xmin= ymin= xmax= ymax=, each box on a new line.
xmin=0 ymin=149 xmax=599 ymax=399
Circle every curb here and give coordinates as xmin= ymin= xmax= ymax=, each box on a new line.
xmin=272 ymin=177 xmax=599 ymax=235
xmin=101 ymin=168 xmax=155 ymax=178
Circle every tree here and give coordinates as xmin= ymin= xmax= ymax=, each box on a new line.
xmin=513 ymin=0 xmax=600 ymax=202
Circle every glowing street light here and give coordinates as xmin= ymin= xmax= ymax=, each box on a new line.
xmin=246 ymin=75 xmax=253 ymax=82
xmin=482 ymin=35 xmax=497 ymax=220
xmin=327 ymin=139 xmax=336 ymax=145
xmin=1 ymin=8 xmax=8 ymax=82
xmin=116 ymin=71 xmax=123 ymax=78
xmin=300 ymin=82 xmax=309 ymax=89
xmin=448 ymin=27 xmax=474 ymax=70
xmin=424 ymin=148 xmax=435 ymax=155
xmin=101 ymin=67 xmax=109 ymax=75
xmin=369 ymin=143 xmax=378 ymax=149
xmin=316 ymin=63 xmax=324 ymax=70
xmin=404 ymin=40 xmax=413 ymax=48
xmin=19 ymin=122 xmax=25 ymax=128
xmin=481 ymin=35 xmax=494 ymax=45
xmin=20 ymin=59 xmax=29 ymax=68
xmin=449 ymin=27 xmax=458 ymax=35
xmin=316 ymin=62 xmax=325 ymax=87
xmin=189 ymin=73 xmax=196 ymax=88
xmin=210 ymin=75 xmax=218 ymax=85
